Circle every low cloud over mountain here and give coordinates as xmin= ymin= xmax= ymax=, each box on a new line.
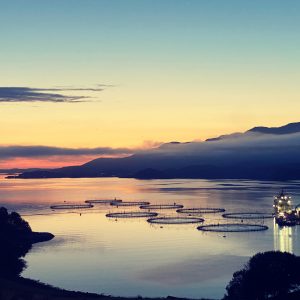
xmin=0 ymin=145 xmax=133 ymax=159
xmin=16 ymin=122 xmax=300 ymax=180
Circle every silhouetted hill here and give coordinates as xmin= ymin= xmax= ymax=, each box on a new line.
xmin=248 ymin=122 xmax=300 ymax=135
xmin=134 ymin=164 xmax=300 ymax=180
xmin=206 ymin=122 xmax=300 ymax=142
xmin=205 ymin=133 xmax=243 ymax=142
xmin=0 ymin=168 xmax=42 ymax=174
xmin=15 ymin=122 xmax=300 ymax=180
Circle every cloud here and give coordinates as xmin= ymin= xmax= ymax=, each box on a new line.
xmin=0 ymin=141 xmax=162 ymax=169
xmin=151 ymin=131 xmax=300 ymax=166
xmin=0 ymin=145 xmax=134 ymax=159
xmin=0 ymin=86 xmax=105 ymax=103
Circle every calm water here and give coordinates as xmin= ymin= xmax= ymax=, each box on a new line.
xmin=1 ymin=176 xmax=300 ymax=299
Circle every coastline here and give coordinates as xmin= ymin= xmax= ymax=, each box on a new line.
xmin=23 ymin=231 xmax=55 ymax=244
xmin=0 ymin=276 xmax=212 ymax=300
xmin=1 ymin=273 xmax=300 ymax=300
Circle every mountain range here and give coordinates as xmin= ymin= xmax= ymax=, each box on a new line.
xmin=14 ymin=122 xmax=300 ymax=180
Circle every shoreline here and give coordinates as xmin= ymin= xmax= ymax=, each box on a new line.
xmin=2 ymin=274 xmax=300 ymax=300
xmin=0 ymin=276 xmax=212 ymax=300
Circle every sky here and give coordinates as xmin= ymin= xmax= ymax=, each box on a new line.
xmin=1 ymin=0 xmax=300 ymax=168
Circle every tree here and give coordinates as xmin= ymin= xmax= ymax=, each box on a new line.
xmin=223 ymin=251 xmax=300 ymax=300
xmin=0 ymin=208 xmax=33 ymax=278
xmin=9 ymin=211 xmax=32 ymax=233
xmin=0 ymin=207 xmax=8 ymax=223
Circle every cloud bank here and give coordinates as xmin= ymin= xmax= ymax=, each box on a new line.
xmin=0 ymin=145 xmax=134 ymax=159
xmin=133 ymin=131 xmax=300 ymax=173
xmin=0 ymin=86 xmax=105 ymax=103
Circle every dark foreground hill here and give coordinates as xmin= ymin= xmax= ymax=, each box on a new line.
xmin=14 ymin=122 xmax=300 ymax=181
xmin=0 ymin=207 xmax=54 ymax=279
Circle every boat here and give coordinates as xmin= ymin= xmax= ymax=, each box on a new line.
xmin=273 ymin=190 xmax=300 ymax=226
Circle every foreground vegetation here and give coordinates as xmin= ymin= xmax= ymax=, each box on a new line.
xmin=223 ymin=251 xmax=300 ymax=300
xmin=1 ymin=207 xmax=300 ymax=300
xmin=0 ymin=207 xmax=53 ymax=278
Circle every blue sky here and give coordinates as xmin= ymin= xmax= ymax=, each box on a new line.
xmin=1 ymin=0 xmax=299 ymax=87
xmin=1 ymin=0 xmax=300 ymax=167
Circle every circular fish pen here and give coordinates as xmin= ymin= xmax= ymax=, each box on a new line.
xmin=147 ymin=217 xmax=204 ymax=224
xmin=222 ymin=212 xmax=274 ymax=219
xmin=106 ymin=212 xmax=158 ymax=218
xmin=197 ymin=223 xmax=268 ymax=232
xmin=85 ymin=199 xmax=122 ymax=204
xmin=140 ymin=204 xmax=184 ymax=210
xmin=50 ymin=204 xmax=93 ymax=210
xmin=177 ymin=208 xmax=225 ymax=214
xmin=110 ymin=201 xmax=150 ymax=207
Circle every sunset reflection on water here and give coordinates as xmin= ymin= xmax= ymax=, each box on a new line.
xmin=1 ymin=176 xmax=300 ymax=299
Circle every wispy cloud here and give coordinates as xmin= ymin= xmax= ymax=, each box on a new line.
xmin=0 ymin=86 xmax=105 ymax=103
xmin=0 ymin=145 xmax=134 ymax=159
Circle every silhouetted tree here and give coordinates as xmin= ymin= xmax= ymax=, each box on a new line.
xmin=0 ymin=207 xmax=33 ymax=278
xmin=0 ymin=207 xmax=8 ymax=223
xmin=223 ymin=251 xmax=300 ymax=300
xmin=9 ymin=211 xmax=32 ymax=233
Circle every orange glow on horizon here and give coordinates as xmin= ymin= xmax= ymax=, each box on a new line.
xmin=0 ymin=154 xmax=130 ymax=169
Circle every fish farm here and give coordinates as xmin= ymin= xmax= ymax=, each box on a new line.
xmin=140 ymin=204 xmax=184 ymax=210
xmin=50 ymin=189 xmax=300 ymax=232
xmin=50 ymin=204 xmax=93 ymax=210
xmin=197 ymin=223 xmax=269 ymax=232
xmin=147 ymin=217 xmax=204 ymax=224
xmin=106 ymin=212 xmax=158 ymax=218
xmin=177 ymin=208 xmax=225 ymax=214
xmin=110 ymin=201 xmax=150 ymax=207
xmin=85 ymin=199 xmax=122 ymax=204
xmin=222 ymin=212 xmax=274 ymax=219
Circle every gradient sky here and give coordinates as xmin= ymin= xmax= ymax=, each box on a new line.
xmin=1 ymin=0 xmax=300 ymax=168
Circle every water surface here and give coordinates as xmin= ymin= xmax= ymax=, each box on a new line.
xmin=1 ymin=176 xmax=299 ymax=299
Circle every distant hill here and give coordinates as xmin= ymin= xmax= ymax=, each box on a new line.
xmin=206 ymin=122 xmax=300 ymax=142
xmin=248 ymin=122 xmax=300 ymax=135
xmin=0 ymin=168 xmax=42 ymax=174
xmin=15 ymin=122 xmax=300 ymax=180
